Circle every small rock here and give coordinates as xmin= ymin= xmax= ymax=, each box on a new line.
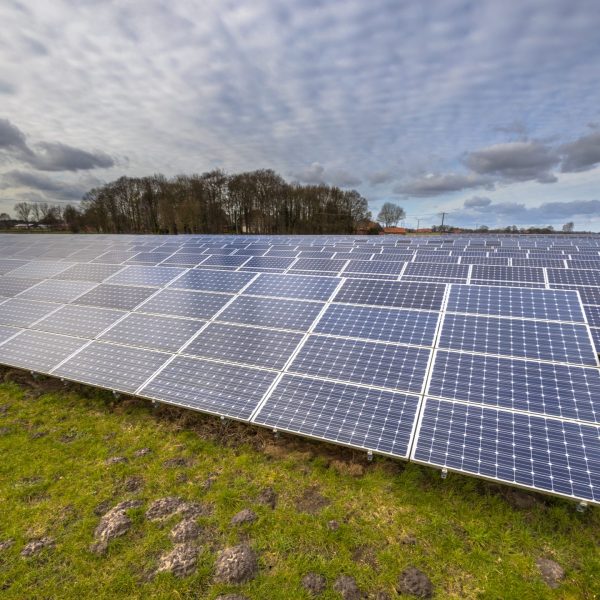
xmin=327 ymin=520 xmax=340 ymax=531
xmin=333 ymin=575 xmax=361 ymax=600
xmin=401 ymin=534 xmax=418 ymax=546
xmin=90 ymin=500 xmax=143 ymax=554
xmin=397 ymin=567 xmax=434 ymax=598
xmin=0 ymin=539 xmax=14 ymax=552
xmin=231 ymin=508 xmax=257 ymax=526
xmin=156 ymin=543 xmax=198 ymax=578
xmin=257 ymin=486 xmax=277 ymax=509
xmin=170 ymin=519 xmax=201 ymax=543
xmin=536 ymin=557 xmax=565 ymax=589
xmin=146 ymin=497 xmax=185 ymax=521
xmin=214 ymin=544 xmax=258 ymax=584
xmin=105 ymin=456 xmax=128 ymax=465
xmin=133 ymin=447 xmax=151 ymax=457
xmin=21 ymin=537 xmax=55 ymax=557
xmin=302 ymin=572 xmax=327 ymax=595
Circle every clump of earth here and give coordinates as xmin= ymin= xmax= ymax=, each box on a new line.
xmin=213 ymin=544 xmax=258 ymax=584
xmin=397 ymin=567 xmax=434 ymax=598
xmin=90 ymin=499 xmax=142 ymax=554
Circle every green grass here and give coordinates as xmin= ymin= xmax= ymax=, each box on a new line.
xmin=0 ymin=378 xmax=599 ymax=599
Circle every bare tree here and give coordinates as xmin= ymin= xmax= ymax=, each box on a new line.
xmin=14 ymin=202 xmax=31 ymax=224
xmin=562 ymin=221 xmax=574 ymax=233
xmin=376 ymin=202 xmax=406 ymax=227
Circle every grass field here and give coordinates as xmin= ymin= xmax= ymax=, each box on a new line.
xmin=0 ymin=372 xmax=598 ymax=599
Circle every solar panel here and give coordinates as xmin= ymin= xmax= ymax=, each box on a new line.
xmin=0 ymin=329 xmax=86 ymax=372
xmin=104 ymin=265 xmax=186 ymax=287
xmin=243 ymin=273 xmax=339 ymax=301
xmin=241 ymin=256 xmax=295 ymax=270
xmin=139 ymin=356 xmax=277 ymax=420
xmin=334 ymin=279 xmax=446 ymax=310
xmin=412 ymin=398 xmax=600 ymax=503
xmin=0 ymin=298 xmax=59 ymax=327
xmin=199 ymin=255 xmax=250 ymax=268
xmin=0 ymin=260 xmax=27 ymax=275
xmin=33 ymin=304 xmax=125 ymax=338
xmin=253 ymin=375 xmax=421 ymax=458
xmin=343 ymin=260 xmax=404 ymax=275
xmin=18 ymin=280 xmax=97 ymax=303
xmin=136 ymin=288 xmax=231 ymax=320
xmin=439 ymin=313 xmax=597 ymax=365
xmin=314 ymin=304 xmax=440 ymax=345
xmin=288 ymin=258 xmax=347 ymax=273
xmin=73 ymin=284 xmax=156 ymax=310
xmin=547 ymin=268 xmax=600 ymax=287
xmin=0 ymin=324 xmax=19 ymax=344
xmin=54 ymin=342 xmax=168 ymax=393
xmin=98 ymin=313 xmax=202 ymax=352
xmin=53 ymin=263 xmax=125 ymax=282
xmin=288 ymin=336 xmax=430 ymax=392
xmin=170 ymin=269 xmax=255 ymax=293
xmin=471 ymin=265 xmax=545 ymax=283
xmin=404 ymin=263 xmax=469 ymax=279
xmin=0 ymin=277 xmax=42 ymax=297
xmin=427 ymin=350 xmax=600 ymax=423
xmin=446 ymin=285 xmax=585 ymax=322
xmin=184 ymin=323 xmax=303 ymax=369
xmin=8 ymin=261 xmax=73 ymax=279
xmin=218 ymin=296 xmax=324 ymax=331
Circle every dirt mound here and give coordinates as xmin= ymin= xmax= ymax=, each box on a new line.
xmin=302 ymin=572 xmax=327 ymax=595
xmin=156 ymin=543 xmax=198 ymax=578
xmin=333 ymin=575 xmax=361 ymax=600
xmin=90 ymin=500 xmax=143 ymax=554
xmin=257 ymin=486 xmax=277 ymax=509
xmin=231 ymin=508 xmax=257 ymax=526
xmin=536 ymin=557 xmax=564 ymax=588
xmin=170 ymin=519 xmax=201 ymax=543
xmin=146 ymin=497 xmax=185 ymax=521
xmin=162 ymin=457 xmax=192 ymax=468
xmin=133 ymin=447 xmax=151 ymax=457
xmin=0 ymin=539 xmax=14 ymax=552
xmin=122 ymin=476 xmax=144 ymax=493
xmin=180 ymin=500 xmax=213 ymax=519
xmin=295 ymin=486 xmax=330 ymax=514
xmin=214 ymin=544 xmax=258 ymax=584
xmin=21 ymin=537 xmax=55 ymax=557
xmin=397 ymin=567 xmax=434 ymax=598
xmin=105 ymin=456 xmax=128 ymax=465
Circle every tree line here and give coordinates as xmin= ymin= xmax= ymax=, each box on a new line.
xmin=17 ymin=169 xmax=371 ymax=234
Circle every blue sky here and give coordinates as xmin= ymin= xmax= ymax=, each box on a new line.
xmin=1 ymin=0 xmax=600 ymax=229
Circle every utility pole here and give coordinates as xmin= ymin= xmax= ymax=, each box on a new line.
xmin=440 ymin=212 xmax=447 ymax=229
xmin=416 ymin=218 xmax=420 ymax=231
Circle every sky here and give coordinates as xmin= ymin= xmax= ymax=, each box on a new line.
xmin=1 ymin=0 xmax=600 ymax=230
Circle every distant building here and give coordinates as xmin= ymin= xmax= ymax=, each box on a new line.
xmin=382 ymin=226 xmax=406 ymax=234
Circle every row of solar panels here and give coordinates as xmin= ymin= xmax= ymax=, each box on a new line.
xmin=0 ymin=249 xmax=599 ymax=504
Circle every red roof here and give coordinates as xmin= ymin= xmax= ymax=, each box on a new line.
xmin=383 ymin=227 xmax=406 ymax=234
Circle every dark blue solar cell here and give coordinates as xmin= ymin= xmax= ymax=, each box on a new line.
xmin=73 ymin=284 xmax=156 ymax=310
xmin=343 ymin=260 xmax=404 ymax=275
xmin=446 ymin=285 xmax=585 ymax=322
xmin=439 ymin=313 xmax=598 ymax=365
xmin=471 ymin=265 xmax=545 ymax=282
xmin=314 ymin=304 xmax=439 ymax=345
xmin=170 ymin=269 xmax=255 ymax=293
xmin=244 ymin=273 xmax=339 ymax=301
xmin=512 ymin=258 xmax=566 ymax=268
xmin=547 ymin=268 xmax=600 ymax=287
xmin=584 ymin=305 xmax=600 ymax=327
xmin=139 ymin=356 xmax=277 ymax=420
xmin=548 ymin=285 xmax=600 ymax=305
xmin=136 ymin=288 xmax=231 ymax=319
xmin=185 ymin=323 xmax=303 ymax=369
xmin=200 ymin=255 xmax=250 ymax=267
xmin=105 ymin=265 xmax=185 ymax=287
xmin=334 ymin=279 xmax=446 ymax=310
xmin=412 ymin=399 xmax=600 ymax=503
xmin=404 ymin=263 xmax=469 ymax=279
xmin=289 ymin=336 xmax=430 ymax=392
xmin=253 ymin=375 xmax=420 ymax=458
xmin=290 ymin=258 xmax=347 ymax=273
xmin=428 ymin=350 xmax=600 ymax=423
xmin=218 ymin=296 xmax=324 ymax=331
xmin=239 ymin=256 xmax=295 ymax=270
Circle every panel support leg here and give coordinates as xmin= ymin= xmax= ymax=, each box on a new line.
xmin=367 ymin=450 xmax=373 ymax=462
xmin=577 ymin=501 xmax=588 ymax=513
xmin=441 ymin=468 xmax=448 ymax=479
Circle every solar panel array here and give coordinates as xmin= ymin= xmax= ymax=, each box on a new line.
xmin=0 ymin=233 xmax=599 ymax=505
